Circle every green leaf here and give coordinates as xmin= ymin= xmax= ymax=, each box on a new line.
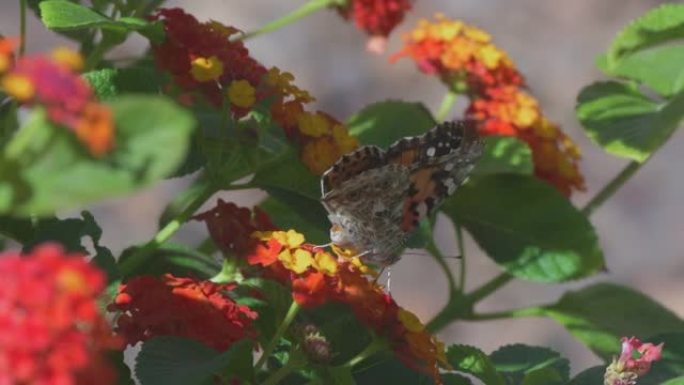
xmin=238 ymin=278 xmax=292 ymax=343
xmin=577 ymin=81 xmax=684 ymax=162
xmin=521 ymin=367 xmax=563 ymax=385
xmin=605 ymin=45 xmax=684 ymax=98
xmin=136 ymin=337 xmax=253 ymax=385
xmin=441 ymin=373 xmax=474 ymax=385
xmin=346 ymin=100 xmax=436 ymax=147
xmin=354 ymin=353 xmax=436 ymax=385
xmin=566 ymin=366 xmax=604 ymax=385
xmin=471 ymin=136 xmax=533 ymax=176
xmin=253 ymin=149 xmax=320 ymax=200
xmin=542 ymin=284 xmax=684 ymax=359
xmin=446 ymin=345 xmax=504 ymax=385
xmin=39 ymin=0 xmax=164 ymax=41
xmin=259 ymin=195 xmax=329 ymax=245
xmin=0 ymin=96 xmax=194 ymax=216
xmin=443 ymin=174 xmax=603 ymax=282
xmin=84 ymin=67 xmax=164 ymax=100
xmin=40 ymin=0 xmax=111 ymax=29
xmin=607 ymin=3 xmax=684 ymax=66
xmin=490 ymin=344 xmax=569 ymax=384
xmin=323 ymin=367 xmax=356 ymax=385
xmin=117 ymin=243 xmax=220 ymax=280
xmin=662 ymin=377 xmax=684 ymax=385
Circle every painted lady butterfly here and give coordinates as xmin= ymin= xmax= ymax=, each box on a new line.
xmin=320 ymin=120 xmax=483 ymax=266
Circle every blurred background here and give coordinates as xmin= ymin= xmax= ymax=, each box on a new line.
xmin=2 ymin=0 xmax=682 ymax=374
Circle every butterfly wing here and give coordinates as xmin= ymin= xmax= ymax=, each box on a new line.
xmin=386 ymin=120 xmax=483 ymax=232
xmin=321 ymin=145 xmax=386 ymax=198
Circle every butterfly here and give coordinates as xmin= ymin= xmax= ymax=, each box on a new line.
xmin=320 ymin=119 xmax=484 ymax=266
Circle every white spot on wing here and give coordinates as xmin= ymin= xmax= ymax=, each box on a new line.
xmin=426 ymin=147 xmax=436 ymax=157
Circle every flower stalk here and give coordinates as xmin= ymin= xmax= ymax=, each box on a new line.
xmin=240 ymin=0 xmax=344 ymax=41
xmin=255 ymin=301 xmax=301 ymax=371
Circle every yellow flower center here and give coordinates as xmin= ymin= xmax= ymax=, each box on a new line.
xmin=190 ymin=56 xmax=224 ymax=82
xmin=227 ymin=79 xmax=256 ymax=108
xmin=51 ymin=47 xmax=84 ymax=71
xmin=1 ymin=73 xmax=35 ymax=101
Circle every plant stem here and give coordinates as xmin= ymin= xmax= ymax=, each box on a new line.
xmin=455 ymin=225 xmax=466 ymax=292
xmin=425 ymin=238 xmax=457 ymax=295
xmin=581 ymin=160 xmax=643 ymax=216
xmin=427 ymin=272 xmax=513 ymax=332
xmin=436 ymin=91 xmax=457 ymax=122
xmin=463 ymin=305 xmax=546 ymax=321
xmin=118 ymin=182 xmax=216 ymax=277
xmin=261 ymin=352 xmax=301 ymax=385
xmin=240 ymin=0 xmax=342 ymax=41
xmin=255 ymin=301 xmax=301 ymax=371
xmin=465 ymin=272 xmax=513 ymax=304
xmin=19 ymin=0 xmax=27 ymax=56
xmin=342 ymin=337 xmax=385 ymax=369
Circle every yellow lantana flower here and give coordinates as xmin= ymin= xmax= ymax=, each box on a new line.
xmin=190 ymin=56 xmax=223 ymax=82
xmin=227 ymin=79 xmax=256 ymax=108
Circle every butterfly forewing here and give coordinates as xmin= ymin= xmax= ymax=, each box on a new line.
xmin=320 ymin=120 xmax=483 ymax=265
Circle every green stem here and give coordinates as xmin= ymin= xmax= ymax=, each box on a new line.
xmin=119 ymin=182 xmax=216 ymax=276
xmin=342 ymin=337 xmax=385 ymax=369
xmin=425 ymin=238 xmax=457 ymax=295
xmin=581 ymin=160 xmax=643 ymax=216
xmin=427 ymin=272 xmax=513 ymax=332
xmin=436 ymin=91 xmax=457 ymax=122
xmin=455 ymin=225 xmax=466 ymax=292
xmin=19 ymin=0 xmax=27 ymax=56
xmin=255 ymin=301 xmax=301 ymax=371
xmin=463 ymin=305 xmax=546 ymax=321
xmin=261 ymin=353 xmax=301 ymax=385
xmin=240 ymin=0 xmax=343 ymax=41
xmin=465 ymin=272 xmax=513 ymax=304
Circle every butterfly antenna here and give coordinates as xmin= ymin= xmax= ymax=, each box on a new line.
xmin=403 ymin=249 xmax=462 ymax=259
xmin=312 ymin=242 xmax=333 ymax=250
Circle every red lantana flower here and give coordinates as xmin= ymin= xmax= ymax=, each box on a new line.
xmin=604 ymin=337 xmax=663 ymax=385
xmin=151 ymin=8 xmax=267 ymax=110
xmin=194 ymin=199 xmax=275 ymax=258
xmin=109 ymin=274 xmax=258 ymax=351
xmin=0 ymin=244 xmax=122 ymax=385
xmin=0 ymin=39 xmax=114 ymax=156
xmin=337 ymin=0 xmax=413 ymax=52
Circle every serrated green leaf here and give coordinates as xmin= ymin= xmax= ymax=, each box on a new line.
xmin=542 ymin=284 xmax=684 ymax=360
xmin=136 ymin=337 xmax=253 ymax=385
xmin=566 ymin=366 xmax=604 ymax=385
xmin=471 ymin=136 xmax=533 ymax=176
xmin=577 ymin=81 xmax=684 ymax=162
xmin=443 ymin=174 xmax=603 ymax=282
xmin=0 ymin=96 xmax=194 ymax=216
xmin=607 ymin=3 xmax=684 ymax=66
xmin=447 ymin=345 xmax=504 ymax=385
xmin=83 ymin=67 xmax=164 ymax=100
xmin=605 ymin=45 xmax=684 ymax=98
xmin=346 ymin=100 xmax=436 ymax=147
xmin=490 ymin=344 xmax=569 ymax=384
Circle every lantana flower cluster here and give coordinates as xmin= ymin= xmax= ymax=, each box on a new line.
xmin=194 ymin=201 xmax=448 ymax=384
xmin=248 ymin=230 xmax=449 ymax=383
xmin=391 ymin=14 xmax=584 ymax=196
xmin=0 ymin=244 xmax=121 ymax=385
xmin=335 ymin=0 xmax=414 ymax=52
xmin=151 ymin=8 xmax=358 ymax=175
xmin=0 ymin=39 xmax=114 ymax=156
xmin=604 ymin=337 xmax=663 ymax=385
xmin=109 ymin=274 xmax=258 ymax=351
